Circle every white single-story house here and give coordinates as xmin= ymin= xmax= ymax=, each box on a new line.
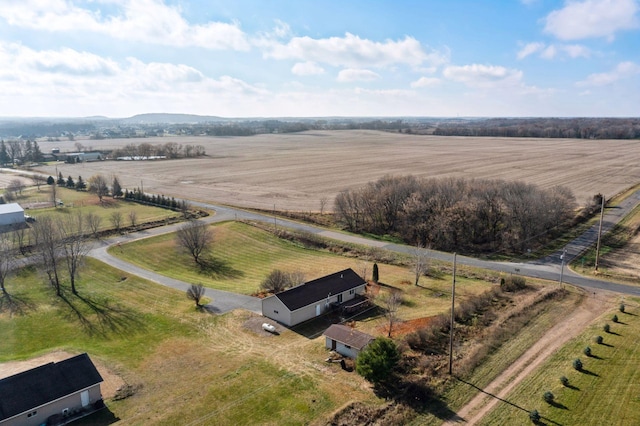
xmin=324 ymin=324 xmax=375 ymax=359
xmin=0 ymin=353 xmax=104 ymax=426
xmin=261 ymin=268 xmax=367 ymax=327
xmin=0 ymin=203 xmax=24 ymax=227
xmin=63 ymin=152 xmax=103 ymax=163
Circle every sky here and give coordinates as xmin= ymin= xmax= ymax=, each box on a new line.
xmin=0 ymin=0 xmax=638 ymax=118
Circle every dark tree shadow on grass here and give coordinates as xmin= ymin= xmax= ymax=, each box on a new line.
xmin=197 ymin=255 xmax=244 ymax=279
xmin=548 ymin=400 xmax=569 ymax=410
xmin=586 ymin=354 xmax=603 ymax=360
xmin=577 ymin=368 xmax=599 ymax=377
xmin=0 ymin=293 xmax=34 ymax=316
xmin=599 ymin=342 xmax=614 ymax=348
xmin=59 ymin=291 xmax=146 ymax=337
xmin=564 ymin=384 xmax=580 ymax=391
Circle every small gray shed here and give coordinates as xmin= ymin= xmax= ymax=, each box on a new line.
xmin=323 ymin=324 xmax=375 ymax=359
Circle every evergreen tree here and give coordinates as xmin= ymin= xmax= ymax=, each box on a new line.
xmin=356 ymin=338 xmax=400 ymax=384
xmin=112 ymin=176 xmax=123 ymax=198
xmin=372 ymin=263 xmax=379 ymax=283
xmin=66 ymin=176 xmax=75 ymax=188
xmin=57 ymin=172 xmax=65 ymax=185
xmin=75 ymin=176 xmax=86 ymax=190
xmin=47 ymin=176 xmax=55 ymax=185
xmin=0 ymin=141 xmax=8 ymax=166
xmin=24 ymin=140 xmax=33 ymax=163
xmin=32 ymin=141 xmax=43 ymax=162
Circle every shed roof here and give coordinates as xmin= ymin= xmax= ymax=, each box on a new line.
xmin=275 ymin=268 xmax=366 ymax=311
xmin=323 ymin=324 xmax=374 ymax=350
xmin=0 ymin=203 xmax=24 ymax=215
xmin=0 ymin=353 xmax=103 ymax=421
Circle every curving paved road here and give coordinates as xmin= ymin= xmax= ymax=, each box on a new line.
xmin=88 ymin=189 xmax=640 ymax=317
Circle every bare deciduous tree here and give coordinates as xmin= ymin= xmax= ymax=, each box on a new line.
xmin=319 ymin=197 xmax=328 ymax=215
xmin=59 ymin=213 xmax=90 ymax=295
xmin=259 ymin=269 xmax=305 ymax=293
xmin=176 ymin=220 xmax=213 ymax=266
xmin=88 ymin=174 xmax=109 ymax=203
xmin=31 ymin=216 xmax=63 ymax=296
xmin=412 ymin=245 xmax=429 ymax=286
xmin=86 ymin=213 xmax=102 ymax=238
xmin=110 ymin=211 xmax=123 ymax=232
xmin=382 ymin=290 xmax=403 ymax=338
xmin=7 ymin=179 xmax=25 ymax=198
xmin=186 ymin=283 xmax=206 ymax=308
xmin=33 ymin=174 xmax=47 ymax=191
xmin=0 ymin=237 xmax=14 ymax=295
xmin=11 ymin=226 xmax=28 ymax=255
xmin=128 ymin=211 xmax=137 ymax=227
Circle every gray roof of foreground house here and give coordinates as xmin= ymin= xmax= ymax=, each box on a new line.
xmin=275 ymin=268 xmax=366 ymax=311
xmin=0 ymin=203 xmax=23 ymax=214
xmin=323 ymin=324 xmax=375 ymax=350
xmin=0 ymin=353 xmax=103 ymax=421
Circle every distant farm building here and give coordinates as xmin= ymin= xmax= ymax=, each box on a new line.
xmin=323 ymin=324 xmax=374 ymax=358
xmin=0 ymin=353 xmax=104 ymax=426
xmin=261 ymin=268 xmax=367 ymax=327
xmin=63 ymin=152 xmax=104 ymax=163
xmin=0 ymin=203 xmax=24 ymax=227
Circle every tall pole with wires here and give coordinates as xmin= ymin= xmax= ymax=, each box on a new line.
xmin=448 ymin=253 xmax=457 ymax=375
xmin=594 ymin=195 xmax=605 ymax=271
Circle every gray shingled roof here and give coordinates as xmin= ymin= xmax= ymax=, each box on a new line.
xmin=323 ymin=324 xmax=374 ymax=350
xmin=0 ymin=353 xmax=103 ymax=421
xmin=275 ymin=268 xmax=365 ymax=311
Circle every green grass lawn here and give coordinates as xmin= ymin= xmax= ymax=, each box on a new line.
xmin=479 ymin=300 xmax=640 ymax=426
xmin=0 ymin=258 xmax=375 ymax=425
xmin=15 ymin=186 xmax=178 ymax=231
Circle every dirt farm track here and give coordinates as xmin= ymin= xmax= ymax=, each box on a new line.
xmin=31 ymin=130 xmax=640 ymax=212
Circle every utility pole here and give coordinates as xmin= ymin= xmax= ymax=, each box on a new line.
xmin=273 ymin=203 xmax=277 ymax=232
xmin=559 ymin=248 xmax=566 ymax=288
xmin=594 ymin=195 xmax=605 ymax=271
xmin=448 ymin=252 xmax=457 ymax=375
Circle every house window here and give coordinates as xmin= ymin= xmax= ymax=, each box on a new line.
xmin=349 ymin=289 xmax=355 ymax=295
xmin=345 ymin=345 xmax=351 ymax=349
xmin=27 ymin=411 xmax=37 ymax=418
xmin=337 ymin=294 xmax=343 ymax=303
xmin=274 ymin=310 xmax=279 ymax=314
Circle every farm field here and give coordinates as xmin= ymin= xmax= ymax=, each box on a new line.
xmin=35 ymin=130 xmax=640 ymax=212
xmin=479 ymin=299 xmax=640 ymax=426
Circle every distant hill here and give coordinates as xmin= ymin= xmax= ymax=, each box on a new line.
xmin=122 ymin=113 xmax=225 ymax=124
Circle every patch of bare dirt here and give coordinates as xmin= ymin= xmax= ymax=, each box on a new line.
xmin=442 ymin=288 xmax=613 ymax=425
xmin=0 ymin=350 xmax=126 ymax=400
xmin=242 ymin=315 xmax=285 ymax=336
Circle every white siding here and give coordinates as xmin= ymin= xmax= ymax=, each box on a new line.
xmin=0 ymin=204 xmax=24 ymax=227
xmin=261 ymin=296 xmax=291 ymax=326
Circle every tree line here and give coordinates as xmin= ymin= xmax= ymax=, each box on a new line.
xmin=0 ymin=139 xmax=44 ymax=166
xmin=433 ymin=117 xmax=640 ymax=139
xmin=334 ymin=175 xmax=579 ymax=254
xmin=111 ymin=141 xmax=206 ymax=159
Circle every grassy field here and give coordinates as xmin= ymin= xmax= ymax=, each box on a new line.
xmin=0 ymin=259 xmax=378 ymax=425
xmin=108 ymin=220 xmax=494 ymax=301
xmin=12 ymin=186 xmax=179 ymax=231
xmin=479 ymin=299 xmax=640 ymax=426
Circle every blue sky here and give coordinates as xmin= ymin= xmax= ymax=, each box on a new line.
xmin=0 ymin=0 xmax=638 ymax=118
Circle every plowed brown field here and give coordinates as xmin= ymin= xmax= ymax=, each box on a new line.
xmin=35 ymin=130 xmax=640 ymax=211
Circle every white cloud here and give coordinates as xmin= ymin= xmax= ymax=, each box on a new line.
xmin=577 ymin=61 xmax=640 ymax=86
xmin=0 ymin=43 xmax=267 ymax=116
xmin=544 ymin=0 xmax=640 ymax=41
xmin=291 ymin=61 xmax=325 ymax=76
xmin=337 ymin=69 xmax=381 ymax=82
xmin=518 ymin=42 xmax=591 ymax=59
xmin=263 ymin=32 xmax=447 ymax=68
xmin=411 ymin=77 xmax=441 ymax=88
xmin=517 ymin=42 xmax=545 ymax=59
xmin=443 ymin=64 xmax=523 ymax=88
xmin=0 ymin=0 xmax=250 ymax=50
